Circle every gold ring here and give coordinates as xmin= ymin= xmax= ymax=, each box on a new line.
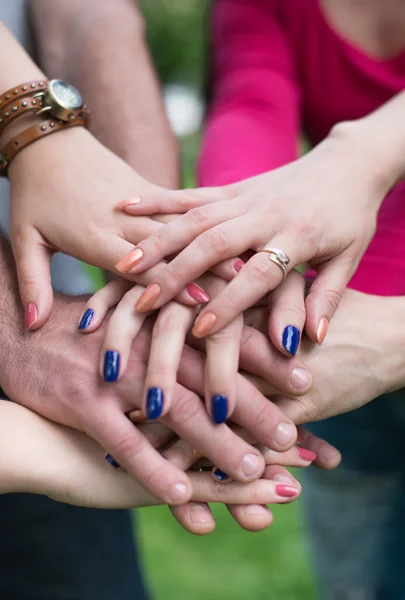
xmin=259 ymin=247 xmax=290 ymax=282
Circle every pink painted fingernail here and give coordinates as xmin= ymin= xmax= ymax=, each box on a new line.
xmin=297 ymin=447 xmax=317 ymax=462
xmin=135 ymin=283 xmax=161 ymax=312
xmin=276 ymin=484 xmax=298 ymax=498
xmin=192 ymin=312 xmax=217 ymax=338
xmin=234 ymin=259 xmax=245 ymax=273
xmin=25 ymin=302 xmax=37 ymax=330
xmin=115 ymin=197 xmax=141 ymax=210
xmin=316 ymin=317 xmax=329 ymax=344
xmin=186 ymin=283 xmax=210 ymax=303
xmin=115 ymin=248 xmax=144 ymax=273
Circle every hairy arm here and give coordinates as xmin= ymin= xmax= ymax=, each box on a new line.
xmin=30 ymin=0 xmax=179 ymax=188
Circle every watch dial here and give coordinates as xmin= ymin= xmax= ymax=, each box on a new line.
xmin=51 ymin=80 xmax=83 ymax=109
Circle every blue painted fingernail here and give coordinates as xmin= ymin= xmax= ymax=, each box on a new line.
xmin=146 ymin=387 xmax=164 ymax=420
xmin=78 ymin=308 xmax=94 ymax=330
xmin=105 ymin=454 xmax=120 ymax=469
xmin=282 ymin=325 xmax=300 ymax=356
xmin=213 ymin=468 xmax=229 ymax=481
xmin=103 ymin=350 xmax=120 ymax=382
xmin=212 ymin=394 xmax=228 ymax=424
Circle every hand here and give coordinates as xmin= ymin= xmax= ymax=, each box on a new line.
xmin=1 ymin=293 xmax=301 ymax=503
xmin=0 ymin=401 xmax=339 ymax=534
xmin=114 ymin=123 xmax=392 ymax=340
xmin=244 ymin=289 xmax=405 ymax=423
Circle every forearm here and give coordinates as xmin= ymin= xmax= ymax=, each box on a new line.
xmin=31 ymin=0 xmax=179 ymax=188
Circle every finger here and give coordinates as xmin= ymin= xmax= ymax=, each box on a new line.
xmin=226 ymin=504 xmax=273 ymax=532
xmin=144 ymin=302 xmax=196 ymax=419
xmin=11 ymin=227 xmax=54 ymax=330
xmin=116 ymin=185 xmax=232 ymax=216
xmin=305 ymin=253 xmax=355 ymax=344
xmin=78 ymin=279 xmax=134 ymax=332
xmin=205 ymin=313 xmax=243 ymax=423
xmin=268 ymin=269 xmax=306 ymax=357
xmin=99 ymin=285 xmax=149 ymax=382
xmin=84 ymin=404 xmax=192 ymax=504
xmin=258 ymin=444 xmax=316 ymax=467
xmin=169 ymin=503 xmax=216 ymax=535
xmin=296 ymin=426 xmax=342 ymax=470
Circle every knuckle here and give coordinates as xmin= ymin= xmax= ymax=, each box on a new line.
xmin=202 ymin=227 xmax=230 ymax=255
xmin=12 ymin=224 xmax=32 ymax=252
xmin=153 ymin=309 xmax=182 ymax=336
xmin=323 ymin=288 xmax=342 ymax=313
xmin=186 ymin=206 xmax=211 ymax=227
xmin=144 ymin=233 xmax=164 ymax=256
xmin=211 ymin=480 xmax=231 ymax=499
xmin=240 ymin=326 xmax=255 ymax=349
xmin=285 ymin=299 xmax=306 ymax=320
xmin=169 ymin=390 xmax=202 ymax=426
xmin=248 ymin=256 xmax=273 ymax=282
xmin=111 ymin=432 xmax=145 ymax=463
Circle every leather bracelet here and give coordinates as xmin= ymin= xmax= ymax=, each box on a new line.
xmin=0 ymin=95 xmax=45 ymax=135
xmin=0 ymin=116 xmax=85 ymax=176
xmin=0 ymin=80 xmax=48 ymax=109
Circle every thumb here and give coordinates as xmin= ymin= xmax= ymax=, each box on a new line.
xmin=115 ymin=185 xmax=232 ymax=216
xmin=12 ymin=229 xmax=54 ymax=330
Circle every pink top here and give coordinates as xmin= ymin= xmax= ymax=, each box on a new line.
xmin=198 ymin=0 xmax=405 ymax=295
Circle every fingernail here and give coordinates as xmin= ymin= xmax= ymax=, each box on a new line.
xmin=282 ymin=325 xmax=300 ymax=356
xmin=115 ymin=248 xmax=144 ymax=274
xmin=105 ymin=454 xmax=120 ymax=469
xmin=168 ymin=482 xmax=189 ymax=504
xmin=317 ymin=317 xmax=329 ymax=344
xmin=146 ymin=387 xmax=164 ymax=420
xmin=78 ymin=308 xmax=94 ymax=330
xmin=297 ymin=447 xmax=316 ymax=462
xmin=241 ymin=453 xmax=262 ymax=477
xmin=241 ymin=505 xmax=269 ymax=517
xmin=213 ymin=468 xmax=229 ymax=481
xmin=234 ymin=259 xmax=245 ymax=273
xmin=135 ymin=283 xmax=161 ymax=312
xmin=211 ymin=394 xmax=228 ymax=424
xmin=192 ymin=312 xmax=217 ymax=338
xmin=290 ymin=368 xmax=311 ymax=390
xmin=103 ymin=350 xmax=120 ymax=382
xmin=25 ymin=302 xmax=37 ymax=330
xmin=192 ymin=448 xmax=203 ymax=459
xmin=275 ymin=422 xmax=296 ymax=447
xmin=115 ymin=197 xmax=141 ymax=210
xmin=272 ymin=472 xmax=296 ymax=484
xmin=276 ymin=484 xmax=298 ymax=498
xmin=186 ymin=283 xmax=210 ymax=303
xmin=127 ymin=408 xmax=147 ymax=423
xmin=190 ymin=503 xmax=212 ymax=524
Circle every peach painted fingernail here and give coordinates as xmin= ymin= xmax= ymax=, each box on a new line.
xmin=192 ymin=448 xmax=203 ymax=459
xmin=115 ymin=197 xmax=141 ymax=210
xmin=316 ymin=317 xmax=329 ymax=344
xmin=276 ymin=485 xmax=298 ymax=498
xmin=25 ymin=303 xmax=37 ymax=330
xmin=234 ymin=259 xmax=245 ymax=273
xmin=297 ymin=447 xmax=316 ymax=462
xmin=186 ymin=283 xmax=210 ymax=303
xmin=192 ymin=312 xmax=217 ymax=337
xmin=135 ymin=283 xmax=161 ymax=312
xmin=115 ymin=248 xmax=144 ymax=274
xmin=127 ymin=409 xmax=147 ymax=423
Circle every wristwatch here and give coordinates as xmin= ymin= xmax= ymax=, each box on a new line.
xmin=35 ymin=79 xmax=88 ymax=122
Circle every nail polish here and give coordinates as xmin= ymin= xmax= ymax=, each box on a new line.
xmin=234 ymin=259 xmax=245 ymax=273
xmin=78 ymin=308 xmax=94 ymax=330
xmin=282 ymin=325 xmax=300 ymax=356
xmin=25 ymin=302 xmax=37 ymax=330
xmin=103 ymin=350 xmax=120 ymax=382
xmin=317 ymin=317 xmax=329 ymax=344
xmin=186 ymin=283 xmax=210 ymax=303
xmin=135 ymin=283 xmax=161 ymax=312
xmin=192 ymin=312 xmax=217 ymax=338
xmin=115 ymin=248 xmax=144 ymax=274
xmin=146 ymin=387 xmax=164 ymax=420
xmin=297 ymin=447 xmax=316 ymax=462
xmin=275 ymin=484 xmax=298 ymax=498
xmin=213 ymin=468 xmax=229 ymax=481
xmin=211 ymin=394 xmax=228 ymax=424
xmin=115 ymin=197 xmax=141 ymax=210
xmin=105 ymin=454 xmax=120 ymax=469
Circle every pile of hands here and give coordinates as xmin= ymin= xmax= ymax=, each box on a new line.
xmin=3 ymin=126 xmax=402 ymax=535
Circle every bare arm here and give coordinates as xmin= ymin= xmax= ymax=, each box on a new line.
xmin=30 ymin=0 xmax=179 ymax=188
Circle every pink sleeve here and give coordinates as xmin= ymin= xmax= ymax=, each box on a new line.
xmin=198 ymin=0 xmax=301 ymax=187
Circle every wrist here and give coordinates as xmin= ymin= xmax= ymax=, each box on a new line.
xmin=382 ymin=296 xmax=405 ymax=393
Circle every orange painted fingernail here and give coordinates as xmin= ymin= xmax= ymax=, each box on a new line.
xmin=115 ymin=197 xmax=141 ymax=210
xmin=128 ymin=409 xmax=147 ymax=423
xmin=192 ymin=448 xmax=203 ymax=459
xmin=192 ymin=312 xmax=217 ymax=338
xmin=135 ymin=283 xmax=161 ymax=312
xmin=316 ymin=317 xmax=329 ymax=344
xmin=115 ymin=248 xmax=144 ymax=273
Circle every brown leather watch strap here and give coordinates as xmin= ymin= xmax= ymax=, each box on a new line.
xmin=0 ymin=116 xmax=85 ymax=176
xmin=0 ymin=80 xmax=48 ymax=109
xmin=0 ymin=95 xmax=45 ymax=135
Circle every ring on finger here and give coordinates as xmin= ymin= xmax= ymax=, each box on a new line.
xmin=258 ymin=247 xmax=290 ymax=282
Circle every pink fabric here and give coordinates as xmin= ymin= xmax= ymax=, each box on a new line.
xmin=198 ymin=0 xmax=405 ymax=295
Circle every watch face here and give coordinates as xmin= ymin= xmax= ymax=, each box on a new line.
xmin=49 ymin=80 xmax=83 ymax=110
